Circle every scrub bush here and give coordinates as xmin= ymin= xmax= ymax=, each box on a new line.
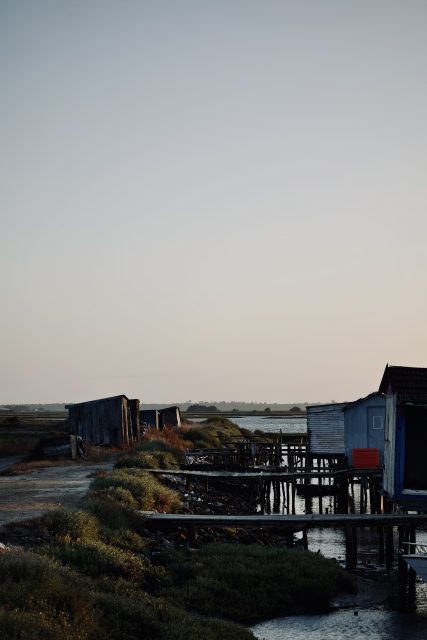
xmin=44 ymin=508 xmax=99 ymax=543
xmin=91 ymin=469 xmax=182 ymax=512
xmin=115 ymin=450 xmax=180 ymax=470
xmin=46 ymin=540 xmax=145 ymax=581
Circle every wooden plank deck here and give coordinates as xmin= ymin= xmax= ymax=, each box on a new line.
xmin=146 ymin=468 xmax=380 ymax=480
xmin=141 ymin=512 xmax=427 ymax=529
xmin=147 ymin=468 xmax=336 ymax=479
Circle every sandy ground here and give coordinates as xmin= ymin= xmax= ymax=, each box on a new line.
xmin=0 ymin=458 xmax=115 ymax=527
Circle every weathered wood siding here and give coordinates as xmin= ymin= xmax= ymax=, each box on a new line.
xmin=383 ymin=393 xmax=396 ymax=498
xmin=307 ymin=403 xmax=347 ymax=455
xmin=140 ymin=410 xmax=160 ymax=431
xmin=68 ymin=395 xmax=137 ymax=447
xmin=159 ymin=406 xmax=181 ymax=429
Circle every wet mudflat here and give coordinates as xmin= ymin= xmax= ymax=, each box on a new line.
xmin=0 ymin=459 xmax=114 ymax=526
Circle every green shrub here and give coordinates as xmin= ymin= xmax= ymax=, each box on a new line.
xmin=135 ymin=439 xmax=186 ymax=464
xmin=115 ymin=450 xmax=180 ymax=471
xmin=0 ymin=551 xmax=97 ymax=638
xmin=183 ymin=418 xmax=243 ymax=449
xmin=103 ymin=528 xmax=146 ymax=554
xmin=47 ymin=541 xmax=145 ymax=581
xmin=83 ymin=496 xmax=135 ymax=530
xmin=44 ymin=508 xmax=99 ymax=543
xmin=161 ymin=543 xmax=356 ymax=624
xmin=94 ymin=591 xmax=255 ymax=640
xmin=91 ymin=469 xmax=182 ymax=512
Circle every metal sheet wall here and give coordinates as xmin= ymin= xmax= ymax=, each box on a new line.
xmin=307 ymin=403 xmax=347 ymax=455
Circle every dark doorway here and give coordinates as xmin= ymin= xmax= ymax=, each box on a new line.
xmin=404 ymin=406 xmax=427 ymax=490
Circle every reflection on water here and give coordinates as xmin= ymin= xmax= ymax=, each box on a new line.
xmin=252 ymin=607 xmax=427 ymax=640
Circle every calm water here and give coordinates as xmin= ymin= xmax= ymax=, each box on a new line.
xmin=189 ymin=415 xmax=307 ymax=434
xmin=230 ymin=416 xmax=307 ymax=434
xmin=193 ymin=415 xmax=427 ymax=639
xmin=252 ymin=606 xmax=427 ymax=640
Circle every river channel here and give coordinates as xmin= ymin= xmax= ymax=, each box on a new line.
xmin=219 ymin=416 xmax=427 ymax=639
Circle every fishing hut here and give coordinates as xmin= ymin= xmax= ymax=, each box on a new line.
xmin=380 ymin=365 xmax=427 ymax=510
xmin=343 ymin=392 xmax=385 ymax=467
xmin=140 ymin=409 xmax=160 ymax=432
xmin=67 ymin=395 xmax=140 ymax=447
xmin=159 ymin=406 xmax=181 ymax=428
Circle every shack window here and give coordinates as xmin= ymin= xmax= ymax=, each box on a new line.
xmin=372 ymin=415 xmax=384 ymax=430
xmin=404 ymin=406 xmax=427 ymax=490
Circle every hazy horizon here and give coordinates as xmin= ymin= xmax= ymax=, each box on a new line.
xmin=2 ymin=2 xmax=426 ymax=404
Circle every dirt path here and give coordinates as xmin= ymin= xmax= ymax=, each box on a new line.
xmin=0 ymin=459 xmax=114 ymax=527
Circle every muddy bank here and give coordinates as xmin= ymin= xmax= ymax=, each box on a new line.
xmin=0 ymin=459 xmax=114 ymax=528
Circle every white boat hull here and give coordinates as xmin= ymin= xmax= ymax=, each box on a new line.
xmin=402 ymin=555 xmax=427 ymax=582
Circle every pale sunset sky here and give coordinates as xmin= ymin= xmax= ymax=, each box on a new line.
xmin=1 ymin=1 xmax=426 ymax=404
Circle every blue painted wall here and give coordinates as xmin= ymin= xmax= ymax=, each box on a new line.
xmin=344 ymin=394 xmax=386 ymax=465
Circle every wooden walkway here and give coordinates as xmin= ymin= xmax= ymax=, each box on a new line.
xmin=146 ymin=468 xmax=380 ymax=481
xmin=141 ymin=512 xmax=427 ymax=529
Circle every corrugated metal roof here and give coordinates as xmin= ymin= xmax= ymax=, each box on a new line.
xmin=379 ymin=365 xmax=427 ymax=403
xmin=307 ymin=403 xmax=347 ymax=454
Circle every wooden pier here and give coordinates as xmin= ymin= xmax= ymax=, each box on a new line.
xmin=147 ymin=466 xmax=382 ymax=517
xmin=141 ymin=512 xmax=426 ymax=571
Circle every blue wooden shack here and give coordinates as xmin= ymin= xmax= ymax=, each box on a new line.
xmin=380 ymin=365 xmax=427 ymax=508
xmin=343 ymin=393 xmax=386 ymax=467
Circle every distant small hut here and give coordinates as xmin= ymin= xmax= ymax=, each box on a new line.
xmin=140 ymin=409 xmax=160 ymax=432
xmin=159 ymin=406 xmax=181 ymax=429
xmin=67 ymin=395 xmax=140 ymax=447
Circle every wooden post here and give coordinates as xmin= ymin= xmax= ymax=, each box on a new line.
xmin=302 ymin=528 xmax=308 ymax=549
xmin=345 ymin=526 xmax=356 ymax=570
xmin=378 ymin=526 xmax=385 ymax=564
xmin=385 ymin=526 xmax=394 ymax=572
xmin=291 ymin=475 xmax=296 ymax=515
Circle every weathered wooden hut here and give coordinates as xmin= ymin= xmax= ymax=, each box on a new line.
xmin=307 ymin=402 xmax=348 ymax=458
xmin=67 ymin=395 xmax=140 ymax=447
xmin=140 ymin=409 xmax=160 ymax=432
xmin=343 ymin=393 xmax=385 ymax=467
xmin=159 ymin=406 xmax=181 ymax=429
xmin=380 ymin=365 xmax=427 ymax=507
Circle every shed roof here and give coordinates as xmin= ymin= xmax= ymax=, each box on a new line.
xmin=66 ymin=395 xmax=128 ymax=409
xmin=378 ymin=365 xmax=427 ymax=403
xmin=343 ymin=392 xmax=385 ymax=411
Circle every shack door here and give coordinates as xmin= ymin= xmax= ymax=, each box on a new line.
xmin=367 ymin=407 xmax=385 ymax=464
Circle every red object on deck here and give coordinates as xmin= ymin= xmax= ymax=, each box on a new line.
xmin=352 ymin=448 xmax=380 ymax=468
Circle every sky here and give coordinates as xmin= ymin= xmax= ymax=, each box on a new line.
xmin=1 ymin=1 xmax=427 ymax=404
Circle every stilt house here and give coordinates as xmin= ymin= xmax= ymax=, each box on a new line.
xmin=380 ymin=365 xmax=427 ymax=507
xmin=67 ymin=395 xmax=140 ymax=447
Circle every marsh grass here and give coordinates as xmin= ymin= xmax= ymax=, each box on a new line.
xmin=161 ymin=543 xmax=356 ymax=624
xmin=183 ymin=417 xmax=243 ymax=449
xmin=115 ymin=450 xmax=180 ymax=471
xmin=0 ymin=434 xmax=355 ymax=640
xmin=91 ymin=468 xmax=182 ymax=512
